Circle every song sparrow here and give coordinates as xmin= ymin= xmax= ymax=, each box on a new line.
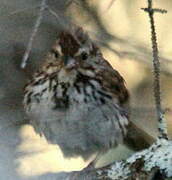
xmin=23 ymin=26 xmax=129 ymax=164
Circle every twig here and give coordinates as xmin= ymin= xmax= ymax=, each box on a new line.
xmin=46 ymin=6 xmax=72 ymax=32
xmin=21 ymin=0 xmax=47 ymax=69
xmin=46 ymin=6 xmax=61 ymax=21
xmin=0 ymin=5 xmax=41 ymax=19
xmin=106 ymin=0 xmax=116 ymax=11
xmin=141 ymin=0 xmax=168 ymax=140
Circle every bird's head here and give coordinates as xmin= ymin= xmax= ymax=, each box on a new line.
xmin=49 ymin=26 xmax=102 ymax=73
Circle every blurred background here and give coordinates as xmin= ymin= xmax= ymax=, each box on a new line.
xmin=0 ymin=0 xmax=172 ymax=179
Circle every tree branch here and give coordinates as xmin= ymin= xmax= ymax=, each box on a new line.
xmin=62 ymin=139 xmax=172 ymax=180
xmin=141 ymin=0 xmax=168 ymax=139
xmin=21 ymin=0 xmax=47 ymax=69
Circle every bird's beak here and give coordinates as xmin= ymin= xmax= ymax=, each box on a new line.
xmin=63 ymin=55 xmax=77 ymax=69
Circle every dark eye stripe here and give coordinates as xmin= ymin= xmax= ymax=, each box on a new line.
xmin=50 ymin=49 xmax=59 ymax=58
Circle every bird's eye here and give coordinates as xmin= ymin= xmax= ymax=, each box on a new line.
xmin=50 ymin=49 xmax=59 ymax=58
xmin=81 ymin=52 xmax=88 ymax=60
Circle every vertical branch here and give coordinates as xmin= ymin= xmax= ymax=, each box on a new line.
xmin=141 ymin=0 xmax=168 ymax=139
xmin=21 ymin=0 xmax=47 ymax=69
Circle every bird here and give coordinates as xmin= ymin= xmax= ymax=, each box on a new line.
xmin=23 ymin=26 xmax=130 ymax=168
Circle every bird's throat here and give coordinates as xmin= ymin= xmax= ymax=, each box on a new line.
xmin=58 ymin=68 xmax=77 ymax=84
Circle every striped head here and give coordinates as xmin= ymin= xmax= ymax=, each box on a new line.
xmin=49 ymin=26 xmax=102 ymax=72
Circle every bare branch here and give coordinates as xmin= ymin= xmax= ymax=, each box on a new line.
xmin=63 ymin=139 xmax=172 ymax=180
xmin=0 ymin=5 xmax=41 ymax=19
xmin=98 ymin=139 xmax=172 ymax=180
xmin=46 ymin=6 xmax=61 ymax=21
xmin=21 ymin=0 xmax=47 ymax=69
xmin=106 ymin=0 xmax=117 ymax=11
xmin=141 ymin=0 xmax=168 ymax=139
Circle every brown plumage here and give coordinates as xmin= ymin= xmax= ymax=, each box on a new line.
xmin=23 ymin=26 xmax=129 ymax=165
